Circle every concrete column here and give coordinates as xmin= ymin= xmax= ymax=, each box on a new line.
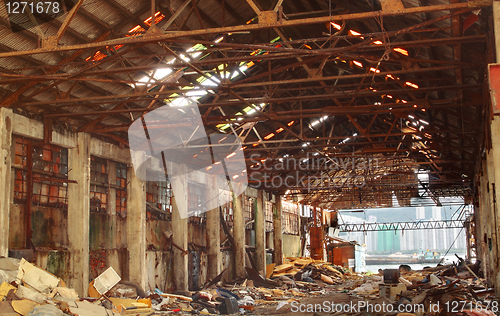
xmin=479 ymin=153 xmax=491 ymax=280
xmin=273 ymin=194 xmax=283 ymax=265
xmin=171 ymin=167 xmax=188 ymax=291
xmin=485 ymin=149 xmax=497 ymax=286
xmin=492 ymin=0 xmax=500 ymax=294
xmin=494 ymin=1 xmax=500 ymax=63
xmin=476 ymin=166 xmax=486 ymax=267
xmin=0 ymin=108 xmax=13 ymax=257
xmin=233 ymin=193 xmax=246 ymax=279
xmin=127 ymin=163 xmax=147 ymax=290
xmin=206 ymin=176 xmax=221 ymax=280
xmin=67 ymin=133 xmax=91 ymax=297
xmin=489 ymin=117 xmax=500 ymax=291
xmin=254 ymin=190 xmax=266 ymax=274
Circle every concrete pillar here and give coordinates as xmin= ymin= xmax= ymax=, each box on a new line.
xmin=233 ymin=193 xmax=246 ymax=279
xmin=0 ymin=108 xmax=13 ymax=257
xmin=254 ymin=190 xmax=266 ymax=274
xmin=494 ymin=1 xmax=500 ymax=63
xmin=486 ymin=148 xmax=498 ymax=283
xmin=67 ymin=133 xmax=91 ymax=297
xmin=476 ymin=164 xmax=487 ymax=272
xmin=206 ymin=177 xmax=221 ymax=280
xmin=273 ymin=194 xmax=283 ymax=265
xmin=171 ymin=167 xmax=188 ymax=291
xmin=127 ymin=163 xmax=147 ymax=290
xmin=489 ymin=117 xmax=500 ymax=291
xmin=492 ymin=0 xmax=500 ymax=294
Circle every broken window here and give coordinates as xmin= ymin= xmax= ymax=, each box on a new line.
xmin=282 ymin=200 xmax=299 ymax=235
xmin=12 ymin=136 xmax=69 ymax=207
xmin=146 ymin=179 xmax=172 ymax=220
xmin=90 ymin=156 xmax=108 ymax=212
xmin=188 ymin=182 xmax=206 ymax=224
xmin=244 ymin=197 xmax=254 ymax=229
xmin=13 ymin=136 xmax=29 ymax=202
xmin=265 ymin=201 xmax=274 ymax=232
xmin=220 ymin=189 xmax=233 ymax=228
xmin=32 ymin=143 xmax=68 ymax=207
xmin=115 ymin=162 xmax=127 ymax=217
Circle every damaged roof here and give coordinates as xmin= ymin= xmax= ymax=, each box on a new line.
xmin=0 ymin=0 xmax=492 ymax=209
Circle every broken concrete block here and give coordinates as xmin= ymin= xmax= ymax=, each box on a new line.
xmin=17 ymin=259 xmax=59 ymax=294
xmin=17 ymin=285 xmax=49 ymax=304
xmin=0 ymin=257 xmax=20 ymax=271
xmin=0 ymin=258 xmax=20 ymax=284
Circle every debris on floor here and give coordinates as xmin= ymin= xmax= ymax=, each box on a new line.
xmin=0 ymin=255 xmax=497 ymax=315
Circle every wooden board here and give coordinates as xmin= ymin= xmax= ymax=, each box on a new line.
xmin=11 ymin=300 xmax=38 ymax=316
xmin=272 ymin=268 xmax=300 ymax=277
xmin=292 ymin=258 xmax=313 ymax=267
xmin=321 ymin=274 xmax=334 ymax=284
xmin=273 ymin=263 xmax=294 ymax=274
xmin=266 ymin=264 xmax=275 ymax=279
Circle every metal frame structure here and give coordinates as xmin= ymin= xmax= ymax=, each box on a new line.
xmin=339 ymin=219 xmax=468 ymax=232
xmin=0 ymin=0 xmax=493 ymax=209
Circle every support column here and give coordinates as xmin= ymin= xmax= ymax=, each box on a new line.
xmin=490 ymin=1 xmax=500 ymax=293
xmin=233 ymin=193 xmax=246 ymax=279
xmin=206 ymin=176 xmax=221 ymax=280
xmin=485 ymin=148 xmax=498 ymax=287
xmin=494 ymin=1 xmax=500 ymax=63
xmin=489 ymin=117 xmax=500 ymax=291
xmin=479 ymin=159 xmax=491 ymax=280
xmin=127 ymin=162 xmax=147 ymax=290
xmin=273 ymin=194 xmax=283 ymax=265
xmin=171 ymin=167 xmax=188 ymax=291
xmin=0 ymin=108 xmax=13 ymax=257
xmin=254 ymin=190 xmax=266 ymax=274
xmin=67 ymin=133 xmax=91 ymax=297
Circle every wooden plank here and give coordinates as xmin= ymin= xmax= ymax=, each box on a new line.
xmin=321 ymin=274 xmax=334 ymax=284
xmin=273 ymin=263 xmax=293 ymax=274
xmin=266 ymin=263 xmax=275 ymax=279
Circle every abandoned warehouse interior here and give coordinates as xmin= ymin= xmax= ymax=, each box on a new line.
xmin=1 ymin=0 xmax=500 ymax=314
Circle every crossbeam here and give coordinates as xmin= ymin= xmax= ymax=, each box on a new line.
xmin=338 ymin=219 xmax=467 ymax=232
xmin=0 ymin=1 xmax=489 ymax=58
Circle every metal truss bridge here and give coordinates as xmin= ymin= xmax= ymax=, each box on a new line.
xmin=338 ymin=219 xmax=468 ymax=233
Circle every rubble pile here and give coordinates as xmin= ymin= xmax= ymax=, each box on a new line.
xmin=335 ymin=259 xmax=498 ymax=316
xmin=269 ymin=257 xmax=359 ymax=285
xmin=0 ymin=255 xmax=498 ymax=315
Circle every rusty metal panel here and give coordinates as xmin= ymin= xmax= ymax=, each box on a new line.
xmin=258 ymin=11 xmax=277 ymax=25
xmin=309 ymin=226 xmax=323 ymax=260
xmin=380 ymin=0 xmax=405 ymax=13
xmin=489 ymin=63 xmax=500 ymax=115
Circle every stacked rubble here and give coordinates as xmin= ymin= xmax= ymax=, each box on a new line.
xmin=0 ymin=255 xmax=497 ymax=315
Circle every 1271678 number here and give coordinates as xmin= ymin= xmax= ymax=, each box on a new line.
xmin=5 ymin=1 xmax=60 ymax=14
xmin=444 ymin=300 xmax=499 ymax=313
